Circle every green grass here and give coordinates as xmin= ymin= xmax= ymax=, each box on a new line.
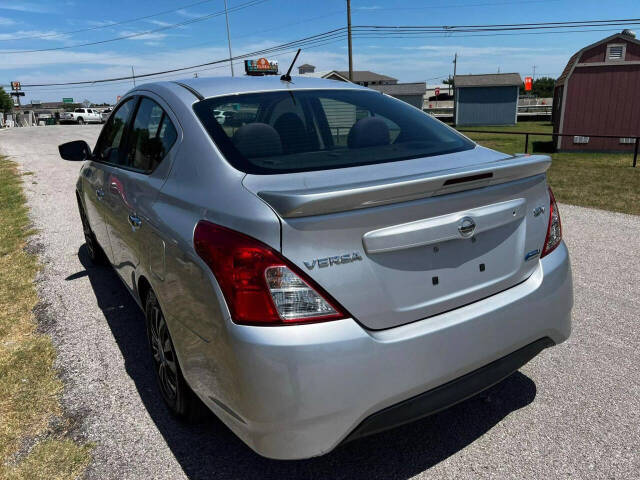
xmin=458 ymin=121 xmax=640 ymax=216
xmin=0 ymin=157 xmax=91 ymax=480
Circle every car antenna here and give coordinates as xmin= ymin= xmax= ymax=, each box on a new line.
xmin=280 ymin=48 xmax=301 ymax=82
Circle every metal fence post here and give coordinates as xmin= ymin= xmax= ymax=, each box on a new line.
xmin=634 ymin=137 xmax=639 ymax=168
xmin=524 ymin=133 xmax=529 ymax=154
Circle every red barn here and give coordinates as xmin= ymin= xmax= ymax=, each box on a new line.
xmin=553 ymin=30 xmax=640 ymax=151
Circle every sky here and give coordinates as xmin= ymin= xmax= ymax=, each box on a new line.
xmin=0 ymin=0 xmax=638 ymax=103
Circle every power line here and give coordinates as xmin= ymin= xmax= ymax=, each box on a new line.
xmin=346 ymin=26 xmax=632 ymax=39
xmin=352 ymin=0 xmax=560 ymax=12
xmin=0 ymin=0 xmax=268 ymax=54
xmin=354 ymin=18 xmax=640 ymax=30
xmin=16 ymin=29 xmax=348 ymax=87
xmin=0 ymin=0 xmax=218 ymax=42
xmin=5 ymin=15 xmax=637 ymax=56
xmin=16 ymin=36 xmax=348 ymax=93
xmin=11 ymin=18 xmax=640 ymax=88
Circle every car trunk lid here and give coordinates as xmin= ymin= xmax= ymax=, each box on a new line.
xmin=243 ymin=146 xmax=552 ymax=330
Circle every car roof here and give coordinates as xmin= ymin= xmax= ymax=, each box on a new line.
xmin=141 ymin=75 xmax=370 ymax=101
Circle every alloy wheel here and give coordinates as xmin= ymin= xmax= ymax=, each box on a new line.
xmin=149 ymin=303 xmax=178 ymax=402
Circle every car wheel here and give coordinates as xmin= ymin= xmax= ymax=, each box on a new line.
xmin=77 ymin=117 xmax=85 ymax=125
xmin=145 ymin=290 xmax=204 ymax=421
xmin=77 ymin=198 xmax=107 ymax=265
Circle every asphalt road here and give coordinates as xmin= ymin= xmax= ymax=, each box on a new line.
xmin=1 ymin=125 xmax=638 ymax=479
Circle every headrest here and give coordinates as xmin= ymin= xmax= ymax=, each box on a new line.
xmin=274 ymin=112 xmax=305 ymax=133
xmin=273 ymin=113 xmax=313 ymax=154
xmin=232 ymin=123 xmax=282 ymax=158
xmin=347 ymin=117 xmax=390 ymax=149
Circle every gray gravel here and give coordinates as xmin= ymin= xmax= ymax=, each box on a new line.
xmin=1 ymin=125 xmax=638 ymax=479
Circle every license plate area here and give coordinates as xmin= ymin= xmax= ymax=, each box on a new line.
xmin=369 ymin=219 xmax=525 ymax=313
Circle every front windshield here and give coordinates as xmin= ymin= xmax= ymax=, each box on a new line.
xmin=193 ymin=89 xmax=474 ymax=174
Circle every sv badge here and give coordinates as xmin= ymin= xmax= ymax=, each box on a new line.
xmin=304 ymin=252 xmax=363 ymax=270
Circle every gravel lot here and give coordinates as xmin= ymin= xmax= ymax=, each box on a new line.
xmin=1 ymin=125 xmax=638 ymax=479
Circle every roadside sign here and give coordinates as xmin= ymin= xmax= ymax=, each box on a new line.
xmin=11 ymin=81 xmax=21 ymax=91
xmin=244 ymin=58 xmax=279 ymax=76
xmin=524 ymin=77 xmax=533 ymax=91
xmin=435 ymin=87 xmax=440 ymax=96
xmin=63 ymin=98 xmax=74 ymax=103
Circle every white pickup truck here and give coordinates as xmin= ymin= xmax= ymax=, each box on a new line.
xmin=60 ymin=108 xmax=103 ymax=125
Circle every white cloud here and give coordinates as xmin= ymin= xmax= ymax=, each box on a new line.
xmin=0 ymin=2 xmax=51 ymax=13
xmin=146 ymin=20 xmax=173 ymax=27
xmin=6 ymin=36 xmax=571 ymax=104
xmin=0 ymin=30 xmax=71 ymax=42
xmin=86 ymin=20 xmax=117 ymax=27
xmin=176 ymin=9 xmax=205 ymax=18
xmin=0 ymin=15 xmax=15 ymax=25
xmin=118 ymin=30 xmax=169 ymax=41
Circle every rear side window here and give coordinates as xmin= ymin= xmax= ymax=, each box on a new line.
xmin=94 ymin=98 xmax=136 ymax=164
xmin=125 ymin=97 xmax=178 ymax=172
xmin=193 ymin=89 xmax=473 ymax=174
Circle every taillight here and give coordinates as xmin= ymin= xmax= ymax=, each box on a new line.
xmin=193 ymin=221 xmax=348 ymax=326
xmin=541 ymin=187 xmax=562 ymax=257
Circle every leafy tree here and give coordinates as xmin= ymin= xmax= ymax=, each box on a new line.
xmin=520 ymin=77 xmax=556 ymax=98
xmin=442 ymin=75 xmax=454 ymax=85
xmin=0 ymin=87 xmax=13 ymax=114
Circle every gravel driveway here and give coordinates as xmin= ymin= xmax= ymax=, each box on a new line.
xmin=1 ymin=125 xmax=638 ymax=479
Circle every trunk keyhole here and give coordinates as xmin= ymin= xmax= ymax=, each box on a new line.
xmin=432 ymin=276 xmax=439 ymax=285
xmin=479 ymin=263 xmax=486 ymax=272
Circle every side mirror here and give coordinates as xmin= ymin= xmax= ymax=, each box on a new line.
xmin=59 ymin=140 xmax=92 ymax=161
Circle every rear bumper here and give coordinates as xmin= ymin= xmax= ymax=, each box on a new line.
xmin=343 ymin=336 xmax=554 ymax=443
xmin=205 ymin=241 xmax=572 ymax=459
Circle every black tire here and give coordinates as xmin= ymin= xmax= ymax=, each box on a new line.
xmin=77 ymin=117 xmax=85 ymax=125
xmin=145 ymin=290 xmax=204 ymax=421
xmin=77 ymin=198 xmax=107 ymax=265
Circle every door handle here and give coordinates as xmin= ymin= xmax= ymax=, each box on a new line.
xmin=109 ymin=181 xmax=119 ymax=194
xmin=128 ymin=214 xmax=142 ymax=230
xmin=96 ymin=188 xmax=105 ymax=200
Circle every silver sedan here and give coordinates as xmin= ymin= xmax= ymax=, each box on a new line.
xmin=58 ymin=76 xmax=572 ymax=460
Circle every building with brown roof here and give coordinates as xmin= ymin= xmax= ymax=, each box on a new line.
xmin=296 ymin=66 xmax=423 ymax=106
xmin=334 ymin=70 xmax=397 ymax=86
xmin=553 ymin=30 xmax=640 ymax=151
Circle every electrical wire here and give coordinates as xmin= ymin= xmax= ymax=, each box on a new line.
xmin=14 ymin=34 xmax=348 ymax=89
xmin=0 ymin=0 xmax=268 ymax=54
xmin=0 ymin=0 xmax=219 ymax=42
xmin=9 ymin=18 xmax=640 ymax=88
xmin=16 ymin=36 xmax=349 ymax=94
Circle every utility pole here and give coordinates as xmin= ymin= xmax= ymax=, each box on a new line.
xmin=453 ymin=53 xmax=457 ymax=80
xmin=131 ymin=66 xmax=136 ymax=87
xmin=347 ymin=0 xmax=353 ymax=81
xmin=223 ymin=0 xmax=234 ymax=77
xmin=452 ymin=53 xmax=458 ymax=125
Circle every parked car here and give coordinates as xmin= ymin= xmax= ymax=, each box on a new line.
xmin=58 ymin=77 xmax=573 ymax=460
xmin=100 ymin=108 xmax=113 ymax=123
xmin=59 ymin=108 xmax=102 ymax=125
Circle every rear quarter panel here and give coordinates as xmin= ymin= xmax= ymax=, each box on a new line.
xmin=138 ymin=84 xmax=282 ymax=409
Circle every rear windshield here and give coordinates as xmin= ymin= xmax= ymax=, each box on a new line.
xmin=193 ymin=89 xmax=474 ymax=174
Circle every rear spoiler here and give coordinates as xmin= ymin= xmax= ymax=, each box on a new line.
xmin=258 ymin=154 xmax=551 ymax=218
